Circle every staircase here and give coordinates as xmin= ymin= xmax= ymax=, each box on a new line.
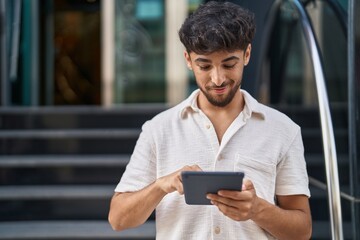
xmin=0 ymin=105 xmax=165 ymax=240
xmin=275 ymin=103 xmax=352 ymax=239
xmin=0 ymin=103 xmax=352 ymax=239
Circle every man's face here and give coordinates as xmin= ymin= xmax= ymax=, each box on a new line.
xmin=185 ymin=46 xmax=251 ymax=108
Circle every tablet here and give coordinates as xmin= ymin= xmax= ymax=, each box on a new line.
xmin=181 ymin=171 xmax=244 ymax=205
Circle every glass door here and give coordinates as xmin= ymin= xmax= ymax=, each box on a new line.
xmin=52 ymin=0 xmax=101 ymax=105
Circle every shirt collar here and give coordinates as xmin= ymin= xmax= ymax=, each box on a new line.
xmin=241 ymin=89 xmax=266 ymax=120
xmin=179 ymin=89 xmax=266 ymax=120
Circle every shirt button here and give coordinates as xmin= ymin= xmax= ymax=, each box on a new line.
xmin=214 ymin=226 xmax=221 ymax=234
xmin=205 ymin=124 xmax=211 ymax=129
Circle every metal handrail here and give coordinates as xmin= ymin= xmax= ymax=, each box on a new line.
xmin=309 ymin=176 xmax=360 ymax=203
xmin=290 ymin=1 xmax=344 ymax=239
xmin=257 ymin=0 xmax=344 ymax=239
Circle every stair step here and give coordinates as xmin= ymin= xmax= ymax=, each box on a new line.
xmin=0 ymin=220 xmax=155 ymax=239
xmin=0 ymin=185 xmax=114 ymax=200
xmin=0 ymin=220 xmax=353 ymax=239
xmin=0 ymin=105 xmax=165 ymax=114
xmin=0 ymin=155 xmax=130 ymax=167
xmin=305 ymin=154 xmax=348 ymax=165
xmin=310 ymin=181 xmax=351 ymax=196
xmin=0 ymin=137 xmax=137 ymax=155
xmin=0 ymin=123 xmax=338 ymax=139
xmin=0 ymin=129 xmax=141 ymax=155
xmin=0 ymin=129 xmax=140 ymax=139
xmin=274 ymin=103 xmax=348 ymax=129
xmin=310 ymin=184 xmax=351 ymax=197
xmin=312 ymin=221 xmax=353 ymax=239
xmin=305 ymin=154 xmax=350 ymax=185
xmin=0 ymin=105 xmax=166 ymax=130
xmin=301 ymin=128 xmax=348 ymax=153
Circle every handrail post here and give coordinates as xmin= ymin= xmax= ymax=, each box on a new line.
xmin=291 ymin=1 xmax=344 ymax=239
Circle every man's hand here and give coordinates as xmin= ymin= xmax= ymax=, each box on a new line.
xmin=206 ymin=179 xmax=259 ymax=221
xmin=156 ymin=165 xmax=202 ymax=195
xmin=207 ymin=180 xmax=312 ymax=239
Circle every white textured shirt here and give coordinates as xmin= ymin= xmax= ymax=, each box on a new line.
xmin=115 ymin=89 xmax=310 ymax=240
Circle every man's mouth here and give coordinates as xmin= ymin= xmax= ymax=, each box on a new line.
xmin=212 ymin=87 xmax=227 ymax=94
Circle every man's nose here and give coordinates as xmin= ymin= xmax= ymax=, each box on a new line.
xmin=210 ymin=68 xmax=226 ymax=86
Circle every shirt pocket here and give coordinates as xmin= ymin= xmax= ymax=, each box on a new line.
xmin=234 ymin=154 xmax=276 ymax=202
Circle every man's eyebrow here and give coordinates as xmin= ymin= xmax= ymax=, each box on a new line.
xmin=194 ymin=56 xmax=240 ymax=63
xmin=194 ymin=58 xmax=211 ymax=63
xmin=221 ymin=56 xmax=240 ymax=62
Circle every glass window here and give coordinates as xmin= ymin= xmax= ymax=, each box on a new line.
xmin=306 ymin=1 xmax=348 ymax=104
xmin=335 ymin=0 xmax=348 ymax=12
xmin=259 ymin=2 xmax=318 ymax=106
xmin=114 ymin=0 xmax=165 ymax=103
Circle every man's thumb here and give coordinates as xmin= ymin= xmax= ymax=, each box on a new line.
xmin=242 ymin=179 xmax=254 ymax=191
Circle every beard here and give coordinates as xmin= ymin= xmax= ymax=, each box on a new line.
xmin=198 ymin=79 xmax=242 ymax=107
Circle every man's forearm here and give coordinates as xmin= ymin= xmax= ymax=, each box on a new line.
xmin=108 ymin=165 xmax=201 ymax=231
xmin=252 ymin=197 xmax=312 ymax=240
xmin=108 ymin=181 xmax=166 ymax=231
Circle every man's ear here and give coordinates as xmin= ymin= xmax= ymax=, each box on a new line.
xmin=244 ymin=44 xmax=251 ymax=66
xmin=184 ymin=51 xmax=192 ymax=70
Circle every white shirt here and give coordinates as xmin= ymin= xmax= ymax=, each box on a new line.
xmin=115 ymin=89 xmax=310 ymax=240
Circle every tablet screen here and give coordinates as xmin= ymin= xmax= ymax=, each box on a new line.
xmin=181 ymin=171 xmax=244 ymax=205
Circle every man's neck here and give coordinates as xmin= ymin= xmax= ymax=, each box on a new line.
xmin=197 ymin=90 xmax=245 ymax=143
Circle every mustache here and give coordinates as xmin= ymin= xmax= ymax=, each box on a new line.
xmin=205 ymin=80 xmax=232 ymax=90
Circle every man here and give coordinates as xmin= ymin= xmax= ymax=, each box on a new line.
xmin=108 ymin=1 xmax=312 ymax=239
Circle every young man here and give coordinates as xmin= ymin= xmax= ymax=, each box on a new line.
xmin=108 ymin=1 xmax=312 ymax=239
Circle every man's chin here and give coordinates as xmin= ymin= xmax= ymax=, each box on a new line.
xmin=208 ymin=97 xmax=232 ymax=107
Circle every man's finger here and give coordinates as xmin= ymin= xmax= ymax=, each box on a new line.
xmin=242 ymin=179 xmax=254 ymax=191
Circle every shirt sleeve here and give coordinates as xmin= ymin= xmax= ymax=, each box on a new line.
xmin=275 ymin=128 xmax=311 ymax=197
xmin=114 ymin=121 xmax=157 ymax=193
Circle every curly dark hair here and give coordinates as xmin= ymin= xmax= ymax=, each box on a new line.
xmin=178 ymin=1 xmax=256 ymax=54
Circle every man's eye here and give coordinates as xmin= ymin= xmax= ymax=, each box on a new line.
xmin=199 ymin=65 xmax=211 ymax=70
xmin=224 ymin=64 xmax=236 ymax=69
